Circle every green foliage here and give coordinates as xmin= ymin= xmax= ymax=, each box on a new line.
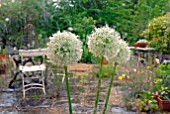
xmin=133 ymin=63 xmax=170 ymax=112
xmin=72 ymin=16 xmax=95 ymax=42
xmin=159 ymin=86 xmax=170 ymax=98
xmin=81 ymin=45 xmax=97 ymax=63
xmin=72 ymin=16 xmax=96 ymax=63
xmin=0 ymin=0 xmax=170 ymax=63
xmin=73 ymin=0 xmax=135 ymax=44
xmin=51 ymin=0 xmax=97 ymax=63
xmin=103 ymin=63 xmax=117 ymax=114
xmin=154 ymin=64 xmax=170 ymax=89
xmin=130 ymin=63 xmax=170 ymax=112
xmin=0 ymin=0 xmax=52 ymax=48
xmin=92 ymin=65 xmax=115 ymax=78
xmin=0 ymin=0 xmax=23 ymax=47
xmin=32 ymin=95 xmax=39 ymax=100
xmin=133 ymin=0 xmax=169 ymax=44
xmin=142 ymin=13 xmax=170 ymax=53
xmin=64 ymin=66 xmax=73 ymax=114
xmin=135 ymin=90 xmax=158 ymax=112
xmin=153 ymin=78 xmax=170 ymax=99
xmin=80 ymin=73 xmax=87 ymax=83
xmin=55 ymin=0 xmax=170 ymax=48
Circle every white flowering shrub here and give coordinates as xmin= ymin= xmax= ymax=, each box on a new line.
xmin=47 ymin=31 xmax=83 ymax=66
xmin=87 ymin=25 xmax=131 ymax=64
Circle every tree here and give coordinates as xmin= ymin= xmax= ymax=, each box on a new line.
xmin=142 ymin=13 xmax=170 ymax=53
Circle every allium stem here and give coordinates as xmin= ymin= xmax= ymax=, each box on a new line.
xmin=93 ymin=56 xmax=104 ymax=114
xmin=64 ymin=66 xmax=72 ymax=114
xmin=102 ymin=63 xmax=117 ymax=114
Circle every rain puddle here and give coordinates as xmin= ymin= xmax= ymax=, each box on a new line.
xmin=0 ymin=89 xmax=17 ymax=107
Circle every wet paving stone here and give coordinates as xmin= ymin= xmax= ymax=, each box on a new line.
xmin=111 ymin=107 xmax=136 ymax=114
xmin=0 ymin=111 xmax=18 ymax=114
xmin=0 ymin=92 xmax=17 ymax=107
xmin=19 ymin=99 xmax=51 ymax=107
xmin=0 ymin=64 xmax=138 ymax=114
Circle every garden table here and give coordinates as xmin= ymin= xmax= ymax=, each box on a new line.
xmin=129 ymin=46 xmax=155 ymax=51
xmin=129 ymin=46 xmax=155 ymax=65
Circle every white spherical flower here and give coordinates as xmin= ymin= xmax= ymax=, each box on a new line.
xmin=87 ymin=25 xmax=121 ymax=61
xmin=47 ymin=31 xmax=83 ymax=66
xmin=68 ymin=27 xmax=73 ymax=31
xmin=11 ymin=0 xmax=15 ymax=3
xmin=110 ymin=39 xmax=131 ymax=64
xmin=5 ymin=18 xmax=9 ymax=22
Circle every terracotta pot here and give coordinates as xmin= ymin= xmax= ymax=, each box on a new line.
xmin=0 ymin=54 xmax=7 ymax=74
xmin=134 ymin=43 xmax=148 ymax=48
xmin=0 ymin=54 xmax=6 ymax=59
xmin=103 ymin=58 xmax=108 ymax=64
xmin=157 ymin=96 xmax=170 ymax=111
xmin=153 ymin=94 xmax=158 ymax=101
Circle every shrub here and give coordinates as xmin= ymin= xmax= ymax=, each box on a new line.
xmin=142 ymin=13 xmax=170 ymax=53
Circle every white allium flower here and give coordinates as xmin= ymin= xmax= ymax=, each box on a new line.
xmin=11 ymin=0 xmax=15 ymax=3
xmin=122 ymin=3 xmax=126 ymax=6
xmin=68 ymin=27 xmax=73 ymax=31
xmin=87 ymin=25 xmax=121 ymax=61
xmin=47 ymin=31 xmax=83 ymax=66
xmin=110 ymin=39 xmax=131 ymax=64
xmin=5 ymin=18 xmax=9 ymax=22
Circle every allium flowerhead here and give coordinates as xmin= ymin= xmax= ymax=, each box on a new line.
xmin=5 ymin=18 xmax=9 ymax=22
xmin=110 ymin=39 xmax=131 ymax=64
xmin=47 ymin=31 xmax=83 ymax=66
xmin=87 ymin=25 xmax=121 ymax=61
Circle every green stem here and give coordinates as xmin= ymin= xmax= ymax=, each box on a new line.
xmin=102 ymin=63 xmax=117 ymax=114
xmin=64 ymin=65 xmax=72 ymax=114
xmin=93 ymin=56 xmax=104 ymax=114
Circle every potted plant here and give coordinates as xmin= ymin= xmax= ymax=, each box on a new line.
xmin=153 ymin=78 xmax=170 ymax=111
xmin=153 ymin=88 xmax=170 ymax=111
xmin=134 ymin=39 xmax=148 ymax=48
xmin=157 ymin=95 xmax=170 ymax=111
xmin=149 ymin=63 xmax=170 ymax=111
